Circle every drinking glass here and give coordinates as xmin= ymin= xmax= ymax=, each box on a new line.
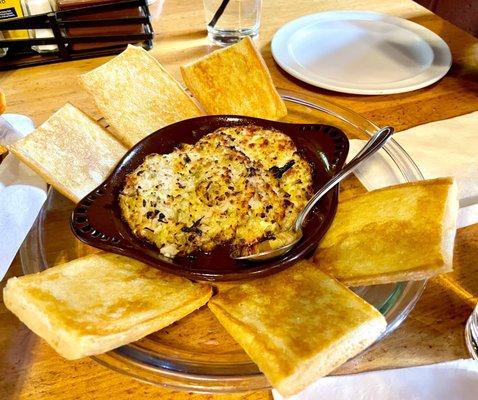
xmin=465 ymin=303 xmax=478 ymax=359
xmin=203 ymin=0 xmax=262 ymax=46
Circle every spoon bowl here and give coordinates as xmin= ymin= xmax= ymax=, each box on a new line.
xmin=231 ymin=233 xmax=303 ymax=261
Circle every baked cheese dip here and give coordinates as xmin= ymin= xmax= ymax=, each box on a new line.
xmin=119 ymin=125 xmax=313 ymax=258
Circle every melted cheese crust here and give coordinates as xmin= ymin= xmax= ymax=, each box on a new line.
xmin=119 ymin=126 xmax=313 ymax=258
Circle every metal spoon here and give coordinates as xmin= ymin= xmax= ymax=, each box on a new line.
xmin=232 ymin=126 xmax=395 ymax=261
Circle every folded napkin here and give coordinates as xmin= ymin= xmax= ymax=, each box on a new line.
xmin=347 ymin=111 xmax=478 ymax=229
xmin=0 ymin=115 xmax=47 ymax=281
xmin=273 ymin=359 xmax=478 ymax=400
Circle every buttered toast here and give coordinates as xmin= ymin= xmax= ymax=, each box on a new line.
xmin=8 ymin=103 xmax=126 ymax=203
xmin=181 ymin=37 xmax=287 ymax=120
xmin=0 ymin=89 xmax=5 ymax=114
xmin=4 ymin=252 xmax=212 ymax=360
xmin=314 ymin=177 xmax=459 ymax=286
xmin=208 ymin=260 xmax=386 ymax=397
xmin=80 ymin=45 xmax=202 ymax=147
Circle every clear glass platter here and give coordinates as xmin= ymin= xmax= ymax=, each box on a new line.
xmin=20 ymin=89 xmax=426 ymax=393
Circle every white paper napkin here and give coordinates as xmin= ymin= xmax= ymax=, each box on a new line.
xmin=0 ymin=115 xmax=47 ymax=281
xmin=272 ymin=359 xmax=478 ymax=400
xmin=346 ymin=111 xmax=478 ymax=228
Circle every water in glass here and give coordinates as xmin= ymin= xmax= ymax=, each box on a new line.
xmin=203 ymin=0 xmax=262 ymax=46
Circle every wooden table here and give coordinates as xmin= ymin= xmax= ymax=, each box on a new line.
xmin=1 ymin=0 xmax=477 ymax=399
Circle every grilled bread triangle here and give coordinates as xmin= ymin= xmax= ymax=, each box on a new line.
xmin=4 ymin=252 xmax=212 ymax=360
xmin=181 ymin=37 xmax=287 ymax=120
xmin=80 ymin=45 xmax=202 ymax=147
xmin=208 ymin=260 xmax=386 ymax=397
xmin=8 ymin=103 xmax=126 ymax=203
xmin=314 ymin=177 xmax=458 ymax=286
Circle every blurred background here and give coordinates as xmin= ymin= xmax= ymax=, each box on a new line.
xmin=415 ymin=0 xmax=477 ymax=37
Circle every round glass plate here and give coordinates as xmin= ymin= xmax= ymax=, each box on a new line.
xmin=20 ymin=89 xmax=426 ymax=393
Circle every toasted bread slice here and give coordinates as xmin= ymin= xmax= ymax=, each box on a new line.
xmin=80 ymin=45 xmax=202 ymax=147
xmin=3 ymin=252 xmax=212 ymax=360
xmin=314 ymin=177 xmax=459 ymax=286
xmin=208 ymin=260 xmax=386 ymax=397
xmin=180 ymin=37 xmax=287 ymax=120
xmin=8 ymin=103 xmax=126 ymax=203
xmin=0 ymin=89 xmax=6 ymax=114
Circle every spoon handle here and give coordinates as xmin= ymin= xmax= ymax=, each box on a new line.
xmin=294 ymin=126 xmax=394 ymax=231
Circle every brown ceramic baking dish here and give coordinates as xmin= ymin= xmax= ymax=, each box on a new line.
xmin=70 ymin=115 xmax=349 ymax=281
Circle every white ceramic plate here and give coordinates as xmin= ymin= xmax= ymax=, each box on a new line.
xmin=271 ymin=11 xmax=452 ymax=95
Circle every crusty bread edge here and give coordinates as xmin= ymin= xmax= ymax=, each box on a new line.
xmin=275 ymin=315 xmax=386 ymax=397
xmin=0 ymin=90 xmax=6 ymax=114
xmin=4 ymin=277 xmax=212 ymax=360
xmin=180 ymin=37 xmax=287 ymax=120
xmin=242 ymin=37 xmax=287 ymax=119
xmin=80 ymin=45 xmax=202 ymax=148
xmin=339 ymin=262 xmax=452 ymax=287
xmin=208 ymin=299 xmax=284 ymax=378
xmin=7 ymin=103 xmax=121 ymax=204
xmin=440 ymin=178 xmax=458 ymax=268
xmin=338 ymin=178 xmax=459 ymax=287
xmin=179 ymin=65 xmax=204 ymax=112
xmin=209 ymin=298 xmax=386 ymax=397
xmin=341 ymin=177 xmax=455 ymax=202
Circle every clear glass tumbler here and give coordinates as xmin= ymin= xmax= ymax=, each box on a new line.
xmin=465 ymin=303 xmax=478 ymax=359
xmin=203 ymin=0 xmax=262 ymax=46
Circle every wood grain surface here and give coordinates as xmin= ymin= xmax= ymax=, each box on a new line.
xmin=1 ymin=0 xmax=477 ymax=399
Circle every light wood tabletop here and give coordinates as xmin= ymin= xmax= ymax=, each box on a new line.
xmin=1 ymin=0 xmax=477 ymax=399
